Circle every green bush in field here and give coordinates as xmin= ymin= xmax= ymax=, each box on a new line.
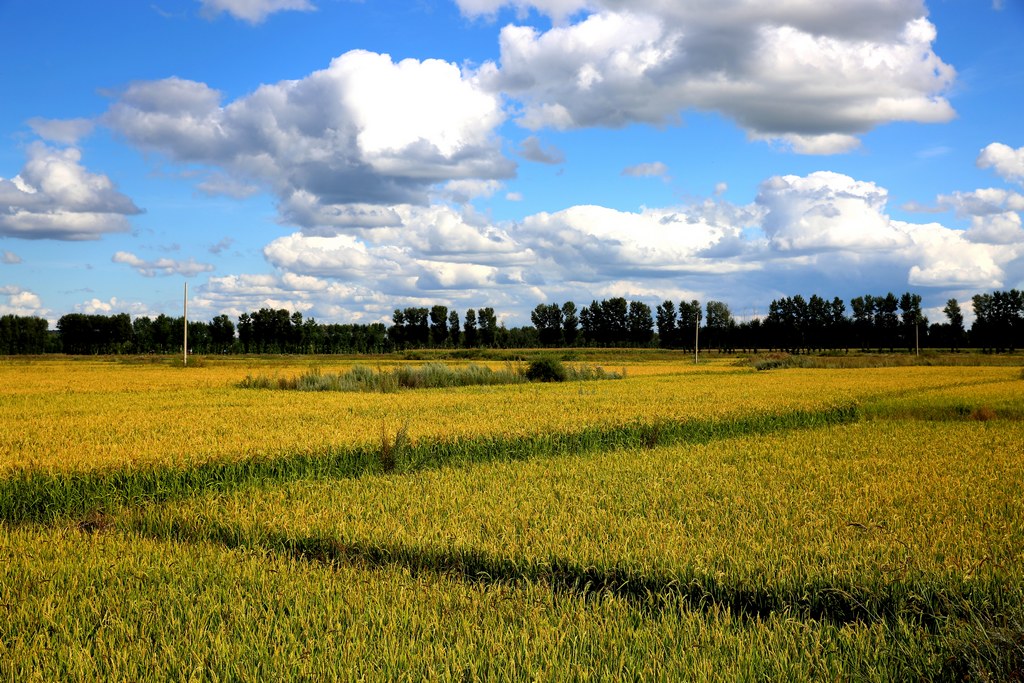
xmin=525 ymin=357 xmax=568 ymax=382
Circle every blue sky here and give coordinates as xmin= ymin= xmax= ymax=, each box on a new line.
xmin=1 ymin=0 xmax=1023 ymax=327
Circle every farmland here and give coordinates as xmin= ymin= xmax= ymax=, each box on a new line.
xmin=1 ymin=353 xmax=1022 ymax=680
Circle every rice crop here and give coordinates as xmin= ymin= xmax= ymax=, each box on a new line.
xmin=1 ymin=355 xmax=1022 ymax=679
xmin=3 ymin=417 xmax=1021 ymax=679
xmin=0 ymin=524 xmax=960 ymax=682
xmin=2 ymin=359 xmax=1016 ymax=475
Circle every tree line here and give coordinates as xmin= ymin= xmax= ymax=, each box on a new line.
xmin=1 ymin=289 xmax=1021 ymax=355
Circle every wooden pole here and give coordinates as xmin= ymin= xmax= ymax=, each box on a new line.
xmin=183 ymin=282 xmax=188 ymax=367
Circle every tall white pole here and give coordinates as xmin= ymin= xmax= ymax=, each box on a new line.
xmin=183 ymin=282 xmax=188 ymax=367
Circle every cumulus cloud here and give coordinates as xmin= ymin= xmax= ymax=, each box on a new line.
xmin=439 ymin=179 xmax=504 ymax=204
xmin=74 ymin=297 xmax=156 ymax=316
xmin=0 ymin=144 xmax=143 ymax=240
xmin=905 ymin=221 xmax=1006 ymax=288
xmin=112 ymin=251 xmax=215 ymax=277
xmin=513 ymin=204 xmax=746 ymax=283
xmin=937 ymin=188 xmax=1024 ymax=217
xmin=0 ymin=285 xmax=46 ymax=316
xmin=963 ymin=212 xmax=1024 ymax=245
xmin=518 ymin=136 xmax=566 ymax=164
xmin=243 ymin=168 xmax=1018 ymax=322
xmin=758 ymin=172 xmax=912 ymax=252
xmin=2 ymin=250 xmax=21 ymax=264
xmin=622 ymin=161 xmax=668 ymax=178
xmin=196 ymin=271 xmax=391 ymax=323
xmin=977 ymin=143 xmax=1024 ymax=184
xmin=27 ymin=117 xmax=96 ymax=145
xmin=263 ymin=233 xmax=397 ymax=279
xmin=104 ymin=52 xmax=513 ymax=232
xmin=475 ymin=1 xmax=954 ymax=153
xmin=198 ymin=0 xmax=315 ymax=23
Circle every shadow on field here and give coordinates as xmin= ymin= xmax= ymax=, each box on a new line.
xmin=1 ymin=405 xmax=861 ymax=525
xmin=124 ymin=514 xmax=994 ymax=633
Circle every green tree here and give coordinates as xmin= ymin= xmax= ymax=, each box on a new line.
xmin=678 ymin=300 xmax=702 ymax=351
xmin=209 ymin=314 xmax=235 ymax=353
xmin=655 ymin=300 xmax=677 ymax=348
xmin=941 ymin=298 xmax=966 ymax=351
xmin=627 ymin=300 xmax=654 ymax=346
xmin=430 ymin=305 xmax=449 ymax=347
xmin=478 ymin=307 xmax=498 ymax=347
xmin=447 ymin=309 xmax=461 ymax=348
xmin=704 ymin=300 xmax=734 ymax=352
xmin=531 ymin=303 xmax=564 ymax=346
xmin=561 ymin=301 xmax=579 ymax=346
xmin=462 ymin=309 xmax=478 ymax=347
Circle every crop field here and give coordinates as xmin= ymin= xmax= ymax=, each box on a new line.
xmin=1 ymin=354 xmax=1022 ymax=680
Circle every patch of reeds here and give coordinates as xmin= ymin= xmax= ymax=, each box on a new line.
xmin=238 ymin=361 xmax=622 ymax=392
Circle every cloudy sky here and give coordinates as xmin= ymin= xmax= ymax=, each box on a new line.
xmin=1 ymin=0 xmax=1023 ymax=326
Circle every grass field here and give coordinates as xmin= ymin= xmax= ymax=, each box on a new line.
xmin=1 ymin=353 xmax=1022 ymax=680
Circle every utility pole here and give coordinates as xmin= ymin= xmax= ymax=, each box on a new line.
xmin=183 ymin=282 xmax=188 ymax=367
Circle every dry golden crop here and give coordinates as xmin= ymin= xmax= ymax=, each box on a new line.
xmin=0 ymin=357 xmax=1019 ymax=473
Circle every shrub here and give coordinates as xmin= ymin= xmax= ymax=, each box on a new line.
xmin=525 ymin=357 xmax=568 ymax=382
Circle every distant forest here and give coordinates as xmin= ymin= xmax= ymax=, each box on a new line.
xmin=2 ymin=289 xmax=1022 ymax=355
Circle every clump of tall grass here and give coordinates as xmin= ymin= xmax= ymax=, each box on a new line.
xmin=748 ymin=353 xmax=816 ymax=371
xmin=238 ymin=362 xmax=622 ymax=392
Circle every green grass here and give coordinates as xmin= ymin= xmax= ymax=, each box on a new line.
xmin=237 ymin=361 xmax=622 ymax=392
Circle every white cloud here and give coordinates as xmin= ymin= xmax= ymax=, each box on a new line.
xmin=0 ymin=144 xmax=142 ymax=240
xmin=197 ymin=272 xmax=391 ymax=323
xmin=2 ymin=250 xmax=21 ymax=264
xmin=104 ymin=52 xmax=512 ymax=231
xmin=27 ymin=117 xmax=96 ymax=145
xmin=198 ymin=0 xmax=315 ymax=23
xmin=622 ymin=161 xmax=668 ymax=178
xmin=905 ymin=221 xmax=1006 ymax=288
xmin=439 ymin=179 xmax=504 ymax=204
xmin=0 ymin=285 xmax=47 ymax=317
xmin=477 ymin=2 xmax=954 ymax=153
xmin=74 ymin=297 xmax=156 ymax=316
xmin=263 ymin=233 xmax=396 ymax=279
xmin=514 ymin=204 xmax=740 ymax=282
xmin=112 ymin=251 xmax=216 ymax=277
xmin=243 ymin=167 xmax=1020 ymax=322
xmin=977 ymin=143 xmax=1024 ymax=184
xmin=757 ymin=171 xmax=910 ymax=252
xmin=937 ymin=188 xmax=1024 ymax=217
xmin=963 ymin=212 xmax=1024 ymax=245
